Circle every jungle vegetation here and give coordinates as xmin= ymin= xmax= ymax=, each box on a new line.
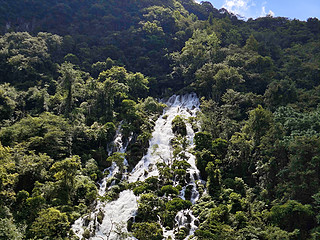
xmin=0 ymin=0 xmax=319 ymax=239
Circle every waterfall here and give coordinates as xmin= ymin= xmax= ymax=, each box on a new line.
xmin=72 ymin=125 xmax=136 ymax=240
xmin=128 ymin=93 xmax=200 ymax=183
xmin=99 ymin=124 xmax=130 ymax=197
xmin=72 ymin=93 xmax=202 ymax=240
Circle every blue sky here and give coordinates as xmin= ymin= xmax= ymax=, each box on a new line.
xmin=201 ymin=0 xmax=320 ymax=21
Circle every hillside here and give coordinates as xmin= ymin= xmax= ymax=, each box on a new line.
xmin=0 ymin=0 xmax=320 ymax=239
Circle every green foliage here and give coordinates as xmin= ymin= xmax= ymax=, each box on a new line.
xmin=166 ymin=198 xmax=192 ymax=212
xmin=172 ymin=115 xmax=187 ymax=136
xmin=15 ymin=151 xmax=53 ymax=192
xmin=212 ymin=138 xmax=228 ymax=160
xmin=206 ymin=162 xmax=222 ymax=197
xmin=313 ymin=192 xmax=320 ymax=224
xmin=132 ymin=222 xmax=163 ymax=240
xmin=29 ymin=207 xmax=70 ymax=239
xmin=264 ymin=79 xmax=297 ymax=109
xmin=194 ymin=132 xmax=227 ymax=181
xmin=194 ymin=132 xmax=213 ymax=151
xmin=73 ymin=175 xmax=97 ymax=204
xmin=137 ymin=97 xmax=166 ymax=114
xmin=57 ymin=62 xmax=84 ymax=117
xmin=243 ymin=105 xmax=273 ymax=145
xmin=160 ymin=185 xmax=180 ymax=197
xmin=269 ymin=200 xmax=315 ymax=238
xmin=0 ymin=112 xmax=71 ymax=159
xmin=106 ymin=152 xmax=127 ymax=174
xmin=0 ymin=83 xmax=21 ymax=122
xmin=0 ymin=217 xmax=23 ymax=240
xmin=50 ymin=155 xmax=81 ymax=201
xmin=212 ymin=64 xmax=244 ymax=101
xmin=133 ymin=177 xmax=160 ymax=195
xmin=136 ymin=193 xmax=164 ymax=222
xmin=127 ymin=72 xmax=149 ymax=100
xmin=121 ymin=99 xmax=138 ymax=122
xmin=244 ymin=34 xmax=259 ymax=52
xmin=0 ymin=143 xmax=17 ymax=204
xmin=195 ymin=149 xmax=214 ymax=178
xmin=0 ymin=32 xmax=61 ymax=89
xmin=82 ymin=159 xmax=102 ymax=181
xmin=171 ymin=29 xmax=221 ymax=86
xmin=0 ymin=1 xmax=319 ymax=239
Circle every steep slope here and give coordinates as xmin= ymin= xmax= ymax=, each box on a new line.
xmin=0 ymin=0 xmax=320 ymax=239
xmin=73 ymin=93 xmax=201 ymax=239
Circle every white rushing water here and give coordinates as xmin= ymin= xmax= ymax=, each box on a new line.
xmin=72 ymin=93 xmax=201 ymax=240
xmin=157 ymin=94 xmax=201 ymax=240
xmin=72 ymin=125 xmax=136 ymax=240
xmin=128 ymin=94 xmax=200 ymax=183
xmin=99 ymin=125 xmax=130 ymax=197
xmin=73 ymin=190 xmax=137 ymax=240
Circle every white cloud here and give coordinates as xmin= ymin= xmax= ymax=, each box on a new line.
xmin=268 ymin=10 xmax=275 ymax=16
xmin=261 ymin=6 xmax=267 ymax=16
xmin=260 ymin=5 xmax=275 ymax=17
xmin=222 ymin=0 xmax=253 ymax=17
xmin=222 ymin=0 xmax=275 ymax=19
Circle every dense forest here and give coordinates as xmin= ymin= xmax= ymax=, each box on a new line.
xmin=0 ymin=0 xmax=320 ymax=239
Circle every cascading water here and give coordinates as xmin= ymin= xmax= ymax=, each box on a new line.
xmin=72 ymin=126 xmax=136 ymax=240
xmin=72 ymin=93 xmax=203 ymax=240
xmin=129 ymin=94 xmax=200 ymax=183
xmin=155 ymin=94 xmax=201 ymax=240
